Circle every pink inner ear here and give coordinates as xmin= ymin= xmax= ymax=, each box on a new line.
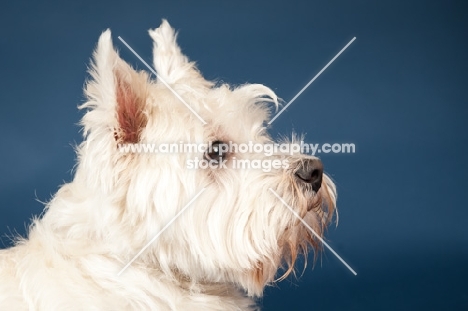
xmin=115 ymin=73 xmax=147 ymax=143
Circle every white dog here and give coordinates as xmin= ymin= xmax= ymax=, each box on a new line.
xmin=0 ymin=20 xmax=336 ymax=310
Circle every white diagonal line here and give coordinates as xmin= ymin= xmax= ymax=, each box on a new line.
xmin=117 ymin=188 xmax=206 ymax=276
xmin=268 ymin=188 xmax=357 ymax=275
xmin=268 ymin=37 xmax=356 ymax=124
xmin=117 ymin=36 xmax=207 ymax=125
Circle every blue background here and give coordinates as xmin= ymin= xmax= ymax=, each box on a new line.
xmin=1 ymin=1 xmax=467 ymax=310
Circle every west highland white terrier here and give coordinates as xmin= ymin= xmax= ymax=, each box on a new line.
xmin=0 ymin=20 xmax=336 ymax=310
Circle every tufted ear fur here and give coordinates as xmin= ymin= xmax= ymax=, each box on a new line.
xmin=81 ymin=29 xmax=149 ymax=144
xmin=149 ymin=19 xmax=209 ymax=88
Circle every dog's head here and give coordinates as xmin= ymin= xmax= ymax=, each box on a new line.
xmin=78 ymin=20 xmax=336 ymax=296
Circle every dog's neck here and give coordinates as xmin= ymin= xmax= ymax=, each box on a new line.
xmin=23 ymin=180 xmax=258 ymax=310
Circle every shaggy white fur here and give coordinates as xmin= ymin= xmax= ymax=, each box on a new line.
xmin=0 ymin=20 xmax=336 ymax=310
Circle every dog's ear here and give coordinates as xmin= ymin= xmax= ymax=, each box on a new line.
xmin=149 ymin=19 xmax=208 ymax=87
xmin=82 ymin=30 xmax=149 ymax=144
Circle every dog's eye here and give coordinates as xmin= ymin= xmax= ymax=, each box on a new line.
xmin=205 ymin=141 xmax=228 ymax=163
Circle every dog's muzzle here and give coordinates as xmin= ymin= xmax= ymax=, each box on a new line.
xmin=294 ymin=158 xmax=323 ymax=193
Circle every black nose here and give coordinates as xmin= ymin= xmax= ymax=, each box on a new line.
xmin=294 ymin=158 xmax=323 ymax=192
